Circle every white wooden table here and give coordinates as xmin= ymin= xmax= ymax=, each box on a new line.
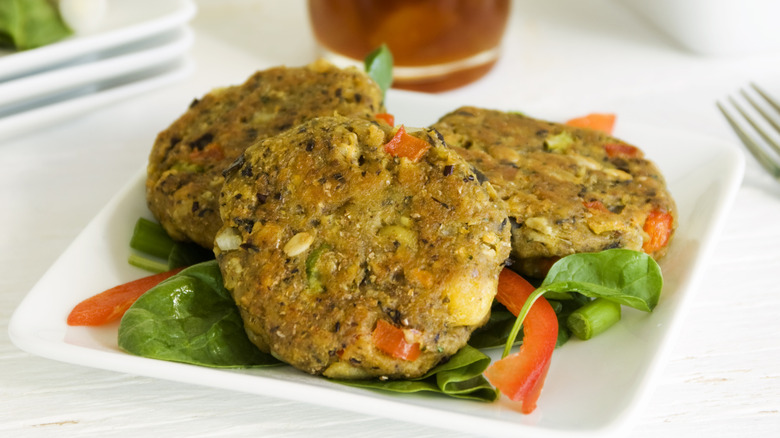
xmin=2 ymin=1 xmax=779 ymax=436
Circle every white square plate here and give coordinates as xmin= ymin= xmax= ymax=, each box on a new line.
xmin=0 ymin=55 xmax=193 ymax=143
xmin=0 ymin=0 xmax=195 ymax=81
xmin=0 ymin=27 xmax=193 ymax=111
xmin=8 ymin=91 xmax=744 ymax=437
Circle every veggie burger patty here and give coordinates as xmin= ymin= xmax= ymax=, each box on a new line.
xmin=431 ymin=107 xmax=676 ymax=278
xmin=214 ymin=116 xmax=511 ymax=379
xmin=146 ymin=60 xmax=384 ymax=249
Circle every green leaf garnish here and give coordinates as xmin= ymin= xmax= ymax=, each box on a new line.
xmin=118 ymin=261 xmax=280 ymax=368
xmin=363 ymin=44 xmax=393 ymax=98
xmin=335 ymin=345 xmax=497 ymax=402
xmin=540 ymin=249 xmax=663 ymax=312
xmin=0 ymin=0 xmax=72 ymax=50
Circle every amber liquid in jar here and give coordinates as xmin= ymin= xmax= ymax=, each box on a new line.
xmin=308 ymin=0 xmax=510 ymax=92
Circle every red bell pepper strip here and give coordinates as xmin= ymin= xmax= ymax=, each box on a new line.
xmin=383 ymin=125 xmax=430 ymax=162
xmin=372 ymin=319 xmax=421 ymax=361
xmin=642 ymin=209 xmax=674 ymax=253
xmin=67 ymin=267 xmax=184 ymax=326
xmin=375 ymin=113 xmax=395 ymax=126
xmin=565 ymin=113 xmax=616 ymax=135
xmin=484 ymin=268 xmax=558 ymax=414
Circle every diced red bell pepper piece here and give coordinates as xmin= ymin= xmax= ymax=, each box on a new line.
xmin=372 ymin=319 xmax=421 ymax=361
xmin=189 ymin=142 xmax=225 ymax=163
xmin=383 ymin=125 xmax=430 ymax=162
xmin=604 ymin=142 xmax=642 ymax=159
xmin=642 ymin=209 xmax=673 ymax=253
xmin=375 ymin=113 xmax=395 ymax=126
xmin=584 ymin=200 xmax=610 ymax=213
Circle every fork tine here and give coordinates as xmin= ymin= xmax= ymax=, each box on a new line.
xmin=740 ymin=89 xmax=780 ymax=156
xmin=751 ymin=82 xmax=780 ymax=114
xmin=717 ymin=100 xmax=780 ymax=179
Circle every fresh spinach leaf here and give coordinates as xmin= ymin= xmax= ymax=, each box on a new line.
xmin=0 ymin=0 xmax=71 ymax=50
xmin=167 ymin=241 xmax=215 ymax=270
xmin=364 ymin=44 xmax=393 ymax=98
xmin=555 ymin=314 xmax=571 ymax=347
xmin=118 ymin=260 xmax=280 ymax=368
xmin=468 ymin=306 xmax=518 ymax=349
xmin=335 ymin=345 xmax=497 ymax=402
xmin=540 ymin=249 xmax=662 ymax=312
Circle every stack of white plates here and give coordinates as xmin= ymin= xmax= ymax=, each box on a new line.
xmin=0 ymin=0 xmax=197 ymax=142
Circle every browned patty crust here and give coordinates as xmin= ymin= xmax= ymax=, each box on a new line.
xmin=431 ymin=107 xmax=676 ymax=278
xmin=214 ymin=116 xmax=511 ymax=379
xmin=146 ymin=60 xmax=384 ymax=248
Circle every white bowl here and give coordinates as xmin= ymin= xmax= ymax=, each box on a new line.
xmin=616 ymin=0 xmax=780 ymax=55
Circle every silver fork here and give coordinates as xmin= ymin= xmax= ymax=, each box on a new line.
xmin=717 ymin=83 xmax=780 ymax=179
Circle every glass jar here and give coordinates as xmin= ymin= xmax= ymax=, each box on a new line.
xmin=308 ymin=0 xmax=510 ymax=92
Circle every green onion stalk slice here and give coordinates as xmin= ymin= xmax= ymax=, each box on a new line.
xmin=566 ymin=297 xmax=622 ymax=340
